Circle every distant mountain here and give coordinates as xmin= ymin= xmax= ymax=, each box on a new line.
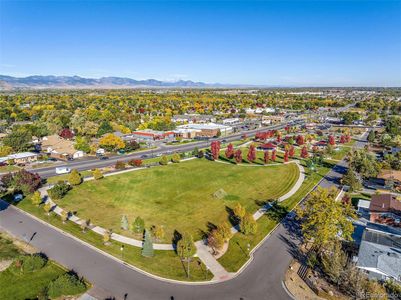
xmin=0 ymin=75 xmax=222 ymax=90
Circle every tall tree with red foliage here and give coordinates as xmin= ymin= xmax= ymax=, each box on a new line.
xmin=271 ymin=149 xmax=277 ymax=161
xmin=225 ymin=143 xmax=234 ymax=159
xmin=312 ymin=145 xmax=318 ymax=153
xmin=301 ymin=146 xmax=309 ymax=158
xmin=284 ymin=150 xmax=289 ymax=162
xmin=247 ymin=145 xmax=256 ymax=162
xmin=289 ymin=146 xmax=295 ymax=158
xmin=264 ymin=151 xmax=270 ymax=164
xmin=346 ymin=135 xmax=351 ymax=143
xmin=296 ymin=135 xmax=304 ymax=146
xmin=328 ymin=135 xmax=336 ymax=146
xmin=59 ymin=128 xmax=74 ymax=140
xmin=234 ymin=149 xmax=242 ymax=164
xmin=276 ymin=133 xmax=282 ymax=143
xmin=340 ymin=135 xmax=346 ymax=144
xmin=210 ymin=141 xmax=221 ymax=160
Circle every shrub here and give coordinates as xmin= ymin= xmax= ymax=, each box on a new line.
xmin=68 ymin=169 xmax=82 ymax=186
xmin=159 ymin=155 xmax=169 ymax=165
xmin=14 ymin=254 xmax=47 ymax=273
xmin=132 ymin=216 xmax=145 ymax=234
xmin=128 ymin=159 xmax=143 ymax=167
xmin=171 ymin=153 xmax=180 ymax=163
xmin=115 ymin=161 xmax=126 ymax=170
xmin=197 ymin=150 xmax=204 ymax=158
xmin=48 ymin=182 xmax=71 ymax=200
xmin=240 ymin=213 xmax=257 ymax=235
xmin=47 ymin=272 xmax=87 ymax=298
xmin=92 ymin=169 xmax=103 ymax=180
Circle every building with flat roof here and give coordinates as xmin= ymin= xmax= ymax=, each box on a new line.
xmin=0 ymin=152 xmax=38 ymax=164
xmin=176 ymin=123 xmax=233 ymax=137
xmin=132 ymin=129 xmax=175 ymax=141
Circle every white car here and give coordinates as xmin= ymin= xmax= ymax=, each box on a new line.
xmin=55 ymin=167 xmax=71 ymax=174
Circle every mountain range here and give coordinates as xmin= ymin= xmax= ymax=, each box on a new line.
xmin=0 ymin=75 xmax=223 ymax=90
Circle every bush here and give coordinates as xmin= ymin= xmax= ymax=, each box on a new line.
xmin=48 ymin=182 xmax=71 ymax=200
xmin=128 ymin=159 xmax=143 ymax=167
xmin=171 ymin=153 xmax=180 ymax=163
xmin=115 ymin=161 xmax=126 ymax=170
xmin=68 ymin=169 xmax=82 ymax=186
xmin=47 ymin=272 xmax=87 ymax=298
xmin=14 ymin=254 xmax=47 ymax=273
xmin=92 ymin=169 xmax=103 ymax=180
xmin=159 ymin=155 xmax=169 ymax=165
xmin=31 ymin=191 xmax=42 ymax=206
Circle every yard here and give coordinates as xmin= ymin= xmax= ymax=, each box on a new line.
xmin=56 ymin=158 xmax=299 ymax=242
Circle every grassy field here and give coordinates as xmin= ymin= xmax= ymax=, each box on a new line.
xmin=12 ymin=200 xmax=213 ymax=281
xmin=56 ymin=158 xmax=299 ymax=242
xmin=0 ymin=233 xmax=83 ymax=300
xmin=0 ymin=165 xmax=20 ymax=174
xmin=218 ymin=160 xmax=334 ymax=272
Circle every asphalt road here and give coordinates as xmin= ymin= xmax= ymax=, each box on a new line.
xmin=0 ymin=130 xmax=369 ymax=300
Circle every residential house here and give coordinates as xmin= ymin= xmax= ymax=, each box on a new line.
xmin=369 ymin=194 xmax=401 ymax=226
xmin=41 ymin=134 xmax=85 ymax=160
xmin=0 ymin=152 xmax=38 ymax=165
xmin=356 ymin=223 xmax=401 ymax=282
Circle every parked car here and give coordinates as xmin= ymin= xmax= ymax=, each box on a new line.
xmin=99 ymin=156 xmax=109 ymax=160
xmin=55 ymin=167 xmax=71 ymax=174
xmin=13 ymin=194 xmax=24 ymax=202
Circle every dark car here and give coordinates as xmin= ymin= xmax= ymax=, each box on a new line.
xmin=99 ymin=156 xmax=109 ymax=160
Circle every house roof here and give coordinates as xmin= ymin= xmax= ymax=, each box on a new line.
xmin=41 ymin=134 xmax=77 ymax=155
xmin=370 ymin=194 xmax=401 ymax=213
xmin=378 ymin=170 xmax=401 ymax=182
xmin=357 ymin=226 xmax=401 ymax=280
xmin=8 ymin=152 xmax=38 ymax=160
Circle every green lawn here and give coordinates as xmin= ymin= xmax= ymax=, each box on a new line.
xmin=46 ymin=170 xmax=93 ymax=184
xmin=56 ymin=158 xmax=299 ymax=242
xmin=12 ymin=200 xmax=213 ymax=281
xmin=0 ymin=165 xmax=20 ymax=174
xmin=218 ymin=146 xmax=289 ymax=165
xmin=0 ymin=233 xmax=86 ymax=300
xmin=218 ymin=160 xmax=334 ymax=272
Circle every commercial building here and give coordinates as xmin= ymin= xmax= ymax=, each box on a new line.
xmin=176 ymin=123 xmax=233 ymax=138
xmin=132 ymin=129 xmax=175 ymax=141
xmin=0 ymin=152 xmax=38 ymax=165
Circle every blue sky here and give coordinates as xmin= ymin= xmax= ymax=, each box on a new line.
xmin=0 ymin=0 xmax=400 ymax=86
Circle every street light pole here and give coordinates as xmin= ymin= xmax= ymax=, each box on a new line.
xmin=120 ymin=245 xmax=124 ymax=261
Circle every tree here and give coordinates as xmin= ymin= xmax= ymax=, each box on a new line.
xmin=0 ymin=145 xmax=12 ymax=157
xmin=234 ymin=149 xmax=242 ymax=164
xmin=115 ymin=161 xmax=125 ymax=169
xmin=218 ymin=221 xmax=232 ymax=242
xmin=97 ymin=120 xmax=114 ymax=137
xmin=296 ymin=187 xmax=356 ymax=252
xmin=47 ymin=182 xmax=71 ymax=200
xmin=320 ymin=240 xmax=347 ymax=285
xmin=141 ymin=230 xmax=154 ymax=257
xmin=240 ymin=213 xmax=257 ymax=235
xmin=59 ymin=128 xmax=74 ymax=140
xmin=381 ymin=133 xmax=392 ymax=147
xmin=68 ymin=169 xmax=82 ymax=186
xmin=60 ymin=210 xmax=68 ymax=223
xmin=151 ymin=225 xmax=165 ymax=241
xmin=301 ymin=146 xmax=309 ymax=159
xmin=159 ymin=155 xmax=169 ymax=165
xmin=92 ymin=168 xmax=103 ymax=180
xmin=247 ymin=144 xmax=256 ymax=162
xmin=192 ymin=147 xmax=199 ymax=157
xmin=263 ymin=151 xmax=270 ymax=164
xmin=177 ymin=232 xmax=196 ymax=259
xmin=284 ymin=150 xmax=289 ymax=162
xmin=210 ymin=141 xmax=221 ymax=160
xmin=328 ymin=135 xmax=336 ymax=146
xmin=339 ymin=135 xmax=346 ymax=144
xmin=132 ymin=216 xmax=145 ymax=234
xmin=121 ymin=215 xmax=129 ymax=231
xmin=124 ymin=140 xmax=140 ymax=152
xmin=43 ymin=202 xmax=52 ymax=215
xmin=11 ymin=169 xmax=41 ymax=194
xmin=296 ymin=135 xmax=304 ymax=146
xmin=128 ymin=159 xmax=143 ymax=167
xmin=74 ymin=136 xmax=91 ymax=153
xmin=367 ymin=130 xmax=376 ymax=143
xmin=80 ymin=219 xmax=90 ymax=233
xmin=271 ymin=149 xmax=277 ymax=161
xmin=233 ymin=202 xmax=246 ymax=221
xmin=171 ymin=153 xmax=180 ymax=163
xmin=225 ymin=143 xmax=234 ymax=159
xmin=341 ymin=168 xmax=362 ymax=192
xmin=31 ymin=191 xmax=42 ymax=206
xmin=99 ymin=133 xmax=125 ymax=152
xmin=350 ymin=149 xmax=381 ymax=179
xmin=3 ymin=129 xmax=32 ymax=152
xmin=103 ymin=229 xmax=112 ymax=245
xmin=289 ymin=146 xmax=295 ymax=158
xmin=207 ymin=229 xmax=224 ymax=254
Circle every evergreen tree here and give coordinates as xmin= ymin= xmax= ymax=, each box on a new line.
xmin=233 ymin=202 xmax=246 ymax=221
xmin=367 ymin=130 xmax=376 ymax=143
xmin=132 ymin=216 xmax=145 ymax=234
xmin=121 ymin=215 xmax=129 ymax=230
xmin=97 ymin=120 xmax=113 ymax=137
xmin=171 ymin=153 xmax=180 ymax=163
xmin=342 ymin=168 xmax=362 ymax=192
xmin=68 ymin=169 xmax=82 ymax=186
xmin=159 ymin=155 xmax=169 ymax=165
xmin=142 ymin=230 xmax=154 ymax=257
xmin=92 ymin=168 xmax=103 ymax=180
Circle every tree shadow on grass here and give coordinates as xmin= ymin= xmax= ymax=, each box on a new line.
xmin=265 ymin=202 xmax=289 ymax=222
xmin=225 ymin=206 xmax=239 ymax=227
